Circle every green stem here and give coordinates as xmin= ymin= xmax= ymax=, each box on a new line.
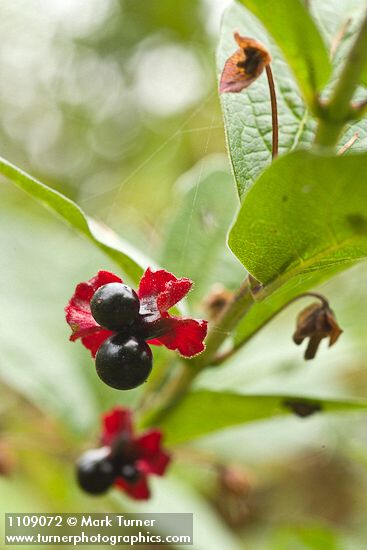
xmin=189 ymin=277 xmax=254 ymax=369
xmin=315 ymin=10 xmax=367 ymax=147
xmin=211 ymin=292 xmax=329 ymax=366
xmin=140 ymin=278 xmax=254 ymax=426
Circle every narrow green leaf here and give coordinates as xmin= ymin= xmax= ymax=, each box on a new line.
xmin=0 ymin=156 xmax=146 ymax=283
xmin=159 ymin=390 xmax=367 ymax=444
xmin=238 ymin=0 xmax=332 ymax=105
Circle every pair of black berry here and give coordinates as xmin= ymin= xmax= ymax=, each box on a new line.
xmin=76 ymin=446 xmax=140 ymax=495
xmin=91 ymin=283 xmax=152 ymax=390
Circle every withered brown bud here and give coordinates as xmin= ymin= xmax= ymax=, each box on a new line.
xmin=220 ymin=33 xmax=271 ymax=94
xmin=283 ymin=399 xmax=322 ymax=418
xmin=203 ymin=284 xmax=234 ymax=320
xmin=293 ymin=302 xmax=343 ymax=360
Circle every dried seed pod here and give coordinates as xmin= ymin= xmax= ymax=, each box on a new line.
xmin=293 ymin=302 xmax=343 ymax=360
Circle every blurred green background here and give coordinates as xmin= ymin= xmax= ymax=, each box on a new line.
xmin=1 ymin=1 xmax=367 ymax=549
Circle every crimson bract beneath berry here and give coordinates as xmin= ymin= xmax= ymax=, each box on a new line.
xmin=90 ymin=283 xmax=140 ymax=331
xmin=66 ymin=269 xmax=208 ymax=359
xmin=76 ymin=447 xmax=115 ymax=495
xmin=95 ymin=334 xmax=152 ymax=390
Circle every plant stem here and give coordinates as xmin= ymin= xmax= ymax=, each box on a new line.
xmin=189 ymin=277 xmax=254 ymax=369
xmin=140 ymin=278 xmax=254 ymax=426
xmin=315 ymin=10 xmax=367 ymax=147
xmin=265 ymin=65 xmax=278 ymax=159
xmin=141 ymin=12 xmax=367 ymax=429
xmin=210 ymin=292 xmax=330 ymax=366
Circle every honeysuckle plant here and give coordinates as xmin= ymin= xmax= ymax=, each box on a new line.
xmin=3 ymin=0 xmax=367 ymax=504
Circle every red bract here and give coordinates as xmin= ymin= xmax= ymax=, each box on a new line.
xmin=102 ymin=407 xmax=170 ymax=500
xmin=65 ymin=268 xmax=207 ymax=358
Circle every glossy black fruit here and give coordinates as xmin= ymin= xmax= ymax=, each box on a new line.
xmin=90 ymin=283 xmax=140 ymax=331
xmin=76 ymin=447 xmax=115 ymax=495
xmin=95 ymin=334 xmax=153 ymax=390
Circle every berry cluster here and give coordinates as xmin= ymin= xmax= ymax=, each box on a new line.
xmin=66 ymin=269 xmax=208 ymax=391
xmin=91 ymin=283 xmax=153 ymax=390
xmin=77 ymin=443 xmax=140 ymax=496
xmin=76 ymin=407 xmax=170 ymax=500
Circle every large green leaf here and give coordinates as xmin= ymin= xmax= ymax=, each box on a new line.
xmin=159 ymin=390 xmax=367 ymax=444
xmin=0 ymin=156 xmax=146 ymax=283
xmin=229 ymin=150 xmax=367 ymax=288
xmin=160 ymin=156 xmax=243 ymax=301
xmin=230 ymin=150 xmax=367 ymax=347
xmin=218 ymin=2 xmax=316 ymax=197
xmin=238 ymin=0 xmax=331 ymax=105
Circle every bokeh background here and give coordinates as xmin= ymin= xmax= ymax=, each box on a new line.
xmin=1 ymin=1 xmax=367 ymax=549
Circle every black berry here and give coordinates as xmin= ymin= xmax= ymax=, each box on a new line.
xmin=76 ymin=447 xmax=115 ymax=495
xmin=120 ymin=464 xmax=140 ymax=484
xmin=90 ymin=283 xmax=140 ymax=331
xmin=95 ymin=334 xmax=152 ymax=390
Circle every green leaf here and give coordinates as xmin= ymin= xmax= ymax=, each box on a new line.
xmin=160 ymin=156 xmax=243 ymax=301
xmin=229 ymin=150 xmax=367 ymax=288
xmin=218 ymin=2 xmax=316 ymax=197
xmin=238 ymin=0 xmax=332 ymax=105
xmin=273 ymin=524 xmax=339 ymax=550
xmin=312 ymin=0 xmax=367 ymax=88
xmin=219 ymin=2 xmax=367 ymax=199
xmin=230 ymin=150 xmax=367 ymax=347
xmin=0 ymin=156 xmax=146 ymax=283
xmin=159 ymin=390 xmax=367 ymax=444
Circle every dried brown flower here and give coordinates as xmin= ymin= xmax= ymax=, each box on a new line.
xmin=220 ymin=32 xmax=271 ymax=94
xmin=293 ymin=302 xmax=343 ymax=360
